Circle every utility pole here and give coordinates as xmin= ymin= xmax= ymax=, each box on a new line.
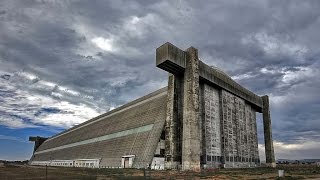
xmin=45 ymin=164 xmax=48 ymax=180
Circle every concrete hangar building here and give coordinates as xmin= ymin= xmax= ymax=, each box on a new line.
xmin=29 ymin=43 xmax=275 ymax=171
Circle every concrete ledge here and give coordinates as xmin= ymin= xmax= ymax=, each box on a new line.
xmin=156 ymin=42 xmax=263 ymax=110
xmin=156 ymin=42 xmax=186 ymax=74
xmin=199 ymin=61 xmax=263 ymax=110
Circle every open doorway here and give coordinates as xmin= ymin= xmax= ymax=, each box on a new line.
xmin=121 ymin=155 xmax=135 ymax=168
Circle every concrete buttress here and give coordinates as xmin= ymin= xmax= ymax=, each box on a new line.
xmin=262 ymin=95 xmax=276 ymax=167
xmin=182 ymin=47 xmax=201 ymax=171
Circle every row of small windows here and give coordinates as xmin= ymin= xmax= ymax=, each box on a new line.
xmin=206 ymin=155 xmax=260 ymax=163
xmin=50 ymin=162 xmax=95 ymax=167
xmin=75 ymin=162 xmax=94 ymax=166
xmin=206 ymin=156 xmax=222 ymax=162
xmin=31 ymin=160 xmax=100 ymax=168
xmin=53 ymin=163 xmax=72 ymax=166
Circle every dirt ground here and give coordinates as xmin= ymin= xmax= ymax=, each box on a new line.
xmin=0 ymin=164 xmax=319 ymax=179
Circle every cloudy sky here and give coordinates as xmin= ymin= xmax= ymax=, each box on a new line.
xmin=0 ymin=0 xmax=319 ymax=161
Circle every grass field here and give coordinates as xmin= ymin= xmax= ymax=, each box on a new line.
xmin=0 ymin=164 xmax=319 ymax=179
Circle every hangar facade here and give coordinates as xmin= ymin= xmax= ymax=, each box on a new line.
xmin=29 ymin=42 xmax=275 ymax=171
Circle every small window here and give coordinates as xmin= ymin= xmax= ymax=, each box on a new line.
xmin=207 ymin=155 xmax=211 ymax=161
xmin=160 ymin=149 xmax=165 ymax=157
xmin=216 ymin=156 xmax=220 ymax=162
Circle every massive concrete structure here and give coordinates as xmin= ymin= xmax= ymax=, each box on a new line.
xmin=30 ymin=42 xmax=275 ymax=170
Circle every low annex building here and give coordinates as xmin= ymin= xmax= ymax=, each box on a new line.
xmin=29 ymin=43 xmax=276 ymax=171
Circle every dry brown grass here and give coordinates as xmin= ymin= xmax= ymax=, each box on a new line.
xmin=0 ymin=164 xmax=319 ymax=179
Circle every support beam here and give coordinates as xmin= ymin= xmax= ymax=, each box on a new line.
xmin=182 ymin=47 xmax=201 ymax=171
xmin=156 ymin=42 xmax=186 ymax=75
xmin=156 ymin=42 xmax=263 ymax=110
xmin=165 ymin=74 xmax=183 ymax=169
xmin=262 ymin=95 xmax=276 ymax=167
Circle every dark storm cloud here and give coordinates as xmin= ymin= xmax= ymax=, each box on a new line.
xmin=0 ymin=0 xmax=319 ymax=159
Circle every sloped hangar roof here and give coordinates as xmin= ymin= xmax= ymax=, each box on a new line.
xmin=32 ymin=87 xmax=168 ymax=168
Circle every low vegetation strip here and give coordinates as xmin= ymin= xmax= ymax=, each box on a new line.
xmin=0 ymin=164 xmax=319 ymax=179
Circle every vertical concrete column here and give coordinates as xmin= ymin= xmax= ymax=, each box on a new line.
xmin=165 ymin=74 xmax=182 ymax=169
xmin=262 ymin=95 xmax=276 ymax=167
xmin=182 ymin=47 xmax=201 ymax=171
xmin=199 ymin=83 xmax=206 ymax=166
xmin=165 ymin=74 xmax=175 ymax=169
xmin=219 ymin=90 xmax=226 ymax=166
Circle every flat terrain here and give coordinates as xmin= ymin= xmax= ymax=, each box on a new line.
xmin=0 ymin=164 xmax=319 ymax=179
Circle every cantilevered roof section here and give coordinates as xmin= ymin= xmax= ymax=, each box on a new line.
xmin=156 ymin=42 xmax=263 ymax=111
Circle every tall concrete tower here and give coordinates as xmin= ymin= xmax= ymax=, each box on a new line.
xmin=156 ymin=42 xmax=275 ymax=170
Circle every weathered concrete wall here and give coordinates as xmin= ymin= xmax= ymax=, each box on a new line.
xmin=199 ymin=62 xmax=263 ymax=111
xmin=221 ymin=90 xmax=260 ymax=168
xmin=198 ymin=87 xmax=260 ymax=168
xmin=165 ymin=74 xmax=183 ymax=169
xmin=203 ymin=84 xmax=221 ymax=168
xmin=262 ymin=95 xmax=276 ymax=167
xmin=156 ymin=42 xmax=263 ymax=111
xmin=157 ymin=42 xmax=266 ymax=170
xmin=181 ymin=47 xmax=201 ymax=171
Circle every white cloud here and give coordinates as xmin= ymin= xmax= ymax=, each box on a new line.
xmin=38 ymin=80 xmax=56 ymax=87
xmin=0 ymin=89 xmax=100 ymax=128
xmin=259 ymin=140 xmax=320 ymax=160
xmin=281 ymin=67 xmax=314 ymax=84
xmin=91 ymin=37 xmax=115 ymax=52
xmin=18 ymin=71 xmax=39 ymax=81
xmin=26 ymin=95 xmax=100 ymax=128
xmin=260 ymin=65 xmax=316 ymax=88
xmin=260 ymin=67 xmax=278 ymax=74
xmin=0 ymin=117 xmax=38 ymax=129
xmin=242 ymin=32 xmax=309 ymax=61
xmin=122 ymin=14 xmax=157 ymax=38
xmin=232 ymin=72 xmax=257 ymax=80
xmin=0 ymin=71 xmax=103 ymax=129
xmin=108 ymin=75 xmax=136 ymax=87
